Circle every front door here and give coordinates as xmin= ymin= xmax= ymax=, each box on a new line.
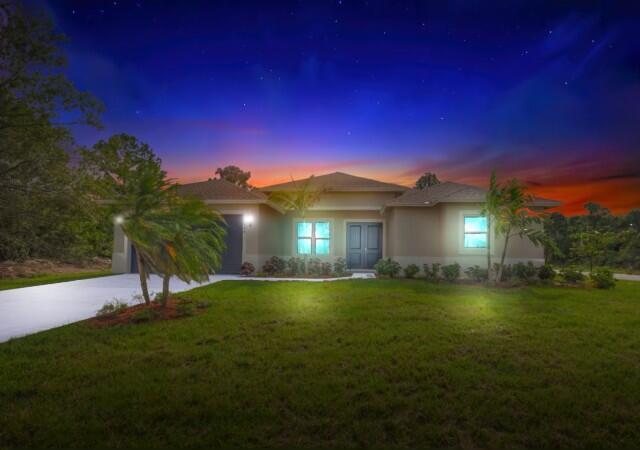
xmin=347 ymin=222 xmax=382 ymax=269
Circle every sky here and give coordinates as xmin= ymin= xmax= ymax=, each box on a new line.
xmin=43 ymin=0 xmax=640 ymax=215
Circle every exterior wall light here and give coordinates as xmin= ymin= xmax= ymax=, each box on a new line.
xmin=243 ymin=214 xmax=255 ymax=227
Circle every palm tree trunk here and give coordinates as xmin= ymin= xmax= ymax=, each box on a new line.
xmin=486 ymin=217 xmax=492 ymax=281
xmin=161 ymin=274 xmax=171 ymax=306
xmin=496 ymin=227 xmax=512 ymax=283
xmin=135 ymin=245 xmax=151 ymax=305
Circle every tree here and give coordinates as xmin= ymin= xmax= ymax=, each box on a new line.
xmin=142 ymin=195 xmax=226 ymax=304
xmin=269 ymin=176 xmax=325 ymax=274
xmin=481 ymin=172 xmax=499 ymax=278
xmin=570 ymin=230 xmax=616 ymax=273
xmin=482 ymin=173 xmax=544 ymax=283
xmin=82 ymin=135 xmax=170 ymax=304
xmin=415 ymin=172 xmax=440 ymax=190
xmin=0 ymin=1 xmax=104 ymax=261
xmin=82 ymin=134 xmax=227 ymax=305
xmin=215 ymin=165 xmax=252 ymax=189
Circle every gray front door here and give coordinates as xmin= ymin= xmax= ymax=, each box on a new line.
xmin=219 ymin=214 xmax=243 ymax=274
xmin=347 ymin=223 xmax=382 ymax=269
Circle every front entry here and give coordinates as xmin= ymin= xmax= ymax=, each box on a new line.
xmin=346 ymin=222 xmax=382 ymax=269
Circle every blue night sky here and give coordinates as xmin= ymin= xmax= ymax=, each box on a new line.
xmin=43 ymin=0 xmax=640 ymax=214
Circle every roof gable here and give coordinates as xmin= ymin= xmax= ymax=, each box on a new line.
xmin=259 ymin=172 xmax=408 ymax=193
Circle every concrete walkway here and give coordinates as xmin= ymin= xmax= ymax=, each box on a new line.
xmin=612 ymin=273 xmax=640 ymax=281
xmin=0 ymin=273 xmax=372 ymax=343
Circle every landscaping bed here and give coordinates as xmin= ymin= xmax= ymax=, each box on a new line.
xmin=90 ymin=297 xmax=207 ymax=328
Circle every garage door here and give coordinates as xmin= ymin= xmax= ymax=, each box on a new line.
xmin=219 ymin=214 xmax=243 ymax=274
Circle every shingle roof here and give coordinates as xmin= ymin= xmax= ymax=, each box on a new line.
xmin=386 ymin=182 xmax=561 ymax=208
xmin=176 ymin=179 xmax=268 ymax=202
xmin=259 ymin=172 xmax=409 ymax=192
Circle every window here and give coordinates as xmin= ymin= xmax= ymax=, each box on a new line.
xmin=464 ymin=216 xmax=488 ymax=248
xmin=296 ymin=221 xmax=330 ymax=255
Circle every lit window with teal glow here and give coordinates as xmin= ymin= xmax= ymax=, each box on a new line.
xmin=296 ymin=221 xmax=330 ymax=255
xmin=464 ymin=216 xmax=488 ymax=248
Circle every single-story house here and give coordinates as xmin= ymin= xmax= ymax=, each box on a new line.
xmin=112 ymin=171 xmax=560 ymax=274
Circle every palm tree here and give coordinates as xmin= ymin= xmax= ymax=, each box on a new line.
xmin=482 ymin=172 xmax=544 ymax=283
xmin=143 ymin=195 xmax=226 ymax=305
xmin=481 ymin=172 xmax=500 ymax=280
xmin=269 ymin=176 xmax=325 ymax=274
xmin=117 ymin=168 xmax=174 ymax=304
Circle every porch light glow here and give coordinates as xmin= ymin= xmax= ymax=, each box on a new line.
xmin=243 ymin=214 xmax=254 ymax=225
xmin=114 ymin=215 xmax=124 ymax=225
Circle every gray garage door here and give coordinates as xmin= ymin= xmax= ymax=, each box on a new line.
xmin=347 ymin=222 xmax=382 ymax=269
xmin=219 ymin=214 xmax=243 ymax=274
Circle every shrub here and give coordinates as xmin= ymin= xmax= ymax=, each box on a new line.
xmin=333 ymin=257 xmax=348 ymax=276
xmin=374 ymin=258 xmax=401 ymax=278
xmin=176 ymin=301 xmax=195 ymax=317
xmin=307 ymin=258 xmax=323 ymax=276
xmin=130 ymin=308 xmax=159 ymax=323
xmin=441 ymin=263 xmax=461 ymax=282
xmin=286 ymin=257 xmax=305 ymax=276
xmin=404 ymin=263 xmax=420 ymax=278
xmin=590 ymin=268 xmax=616 ymax=289
xmin=538 ymin=264 xmax=556 ymax=281
xmin=464 ymin=265 xmax=488 ymax=282
xmin=512 ymin=262 xmax=538 ymax=283
xmin=262 ymin=256 xmax=286 ymax=275
xmin=493 ymin=263 xmax=513 ymax=282
xmin=561 ymin=267 xmax=585 ymax=284
xmin=96 ymin=299 xmax=128 ymax=318
xmin=423 ymin=263 xmax=441 ymax=282
xmin=320 ymin=262 xmax=332 ymax=276
xmin=240 ymin=261 xmax=255 ymax=276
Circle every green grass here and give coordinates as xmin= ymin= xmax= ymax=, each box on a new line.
xmin=0 ymin=271 xmax=111 ymax=291
xmin=1 ymin=280 xmax=639 ymax=448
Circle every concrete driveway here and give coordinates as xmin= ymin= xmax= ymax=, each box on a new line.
xmin=0 ymin=272 xmax=372 ymax=343
xmin=0 ymin=274 xmax=220 ymax=343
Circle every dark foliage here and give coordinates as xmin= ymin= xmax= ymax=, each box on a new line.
xmin=590 ymin=268 xmax=616 ymax=289
xmin=441 ymin=263 xmax=461 ymax=282
xmin=464 ymin=265 xmax=488 ymax=282
xmin=404 ymin=263 xmax=420 ymax=279
xmin=240 ymin=262 xmax=255 ymax=276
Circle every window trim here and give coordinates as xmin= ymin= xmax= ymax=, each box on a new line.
xmin=296 ymin=220 xmax=331 ymax=256
xmin=463 ymin=215 xmax=488 ymax=249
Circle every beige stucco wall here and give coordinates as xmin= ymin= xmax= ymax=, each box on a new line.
xmin=111 ymin=224 xmax=130 ymax=273
xmin=310 ymin=191 xmax=400 ymax=210
xmin=264 ymin=209 xmax=386 ymax=266
xmin=386 ymin=203 xmax=544 ymax=268
xmin=112 ymin=195 xmax=544 ymax=274
xmin=111 ymin=202 xmax=265 ymax=273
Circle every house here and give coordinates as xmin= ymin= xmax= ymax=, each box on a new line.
xmin=111 ymin=172 xmax=560 ymax=274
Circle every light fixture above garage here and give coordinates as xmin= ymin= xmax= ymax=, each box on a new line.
xmin=243 ymin=214 xmax=254 ymax=226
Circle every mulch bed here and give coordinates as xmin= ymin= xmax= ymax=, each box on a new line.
xmin=89 ymin=298 xmax=205 ymax=328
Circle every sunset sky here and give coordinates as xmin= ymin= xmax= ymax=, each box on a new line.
xmin=45 ymin=0 xmax=639 ymax=215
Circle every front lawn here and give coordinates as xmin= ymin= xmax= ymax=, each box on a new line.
xmin=1 ymin=280 xmax=639 ymax=448
xmin=0 ymin=270 xmax=112 ymax=291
